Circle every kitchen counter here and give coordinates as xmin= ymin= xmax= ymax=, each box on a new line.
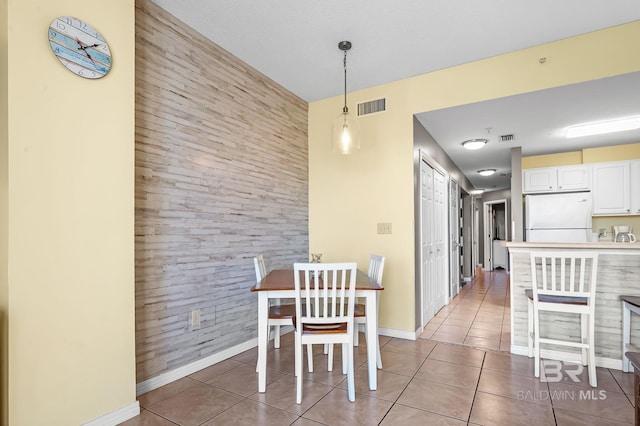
xmin=505 ymin=241 xmax=640 ymax=249
xmin=506 ymin=241 xmax=640 ymax=369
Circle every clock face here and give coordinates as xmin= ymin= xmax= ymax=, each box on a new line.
xmin=48 ymin=16 xmax=112 ymax=79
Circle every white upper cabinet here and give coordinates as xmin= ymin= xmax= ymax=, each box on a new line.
xmin=592 ymin=161 xmax=631 ymax=215
xmin=556 ymin=165 xmax=591 ymax=192
xmin=522 ymin=167 xmax=558 ymax=193
xmin=631 ymin=160 xmax=640 ymax=215
xmin=523 ymin=165 xmax=590 ymax=194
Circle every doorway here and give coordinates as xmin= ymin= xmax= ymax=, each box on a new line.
xmin=483 ymin=199 xmax=508 ymax=271
xmin=449 ymin=178 xmax=461 ymax=297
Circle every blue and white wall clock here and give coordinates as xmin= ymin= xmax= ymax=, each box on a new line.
xmin=48 ymin=16 xmax=112 ymax=79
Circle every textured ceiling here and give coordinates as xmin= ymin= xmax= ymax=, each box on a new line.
xmin=150 ymin=1 xmax=640 ymax=191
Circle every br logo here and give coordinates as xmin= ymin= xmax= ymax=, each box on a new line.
xmin=540 ymin=360 xmax=583 ymax=383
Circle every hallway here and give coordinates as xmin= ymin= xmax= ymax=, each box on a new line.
xmin=420 ymin=269 xmax=510 ymax=351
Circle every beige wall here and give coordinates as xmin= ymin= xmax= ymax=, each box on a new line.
xmin=522 ymin=142 xmax=640 ymax=169
xmin=6 ymin=0 xmax=136 ymax=424
xmin=308 ymin=21 xmax=640 ymax=333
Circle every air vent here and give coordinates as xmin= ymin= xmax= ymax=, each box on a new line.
xmin=357 ymin=98 xmax=386 ymax=116
xmin=499 ymin=134 xmax=514 ymax=142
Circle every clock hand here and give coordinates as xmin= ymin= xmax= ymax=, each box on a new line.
xmin=78 ymin=43 xmax=102 ymax=50
xmin=75 ymin=41 xmax=98 ymax=69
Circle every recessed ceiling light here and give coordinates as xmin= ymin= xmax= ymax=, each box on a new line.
xmin=566 ymin=116 xmax=640 ymax=138
xmin=461 ymin=139 xmax=488 ymax=150
xmin=478 ymin=169 xmax=496 ymax=176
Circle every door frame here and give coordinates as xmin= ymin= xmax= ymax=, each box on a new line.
xmin=418 ymin=150 xmax=450 ymax=329
xmin=483 ymin=199 xmax=507 ymax=271
xmin=449 ymin=177 xmax=460 ymax=298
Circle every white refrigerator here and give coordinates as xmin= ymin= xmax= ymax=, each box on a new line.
xmin=525 ymin=192 xmax=593 ymax=242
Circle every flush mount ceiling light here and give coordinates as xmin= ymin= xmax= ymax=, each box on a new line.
xmin=469 ymin=189 xmax=485 ymax=195
xmin=462 ymin=138 xmax=488 ymax=150
xmin=566 ymin=116 xmax=640 ymax=138
xmin=478 ymin=169 xmax=496 ymax=176
xmin=331 ymin=41 xmax=360 ymax=155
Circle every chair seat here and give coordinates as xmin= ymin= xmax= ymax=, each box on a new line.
xmin=268 ymin=303 xmax=296 ymax=319
xmin=303 ymin=323 xmax=348 ymax=334
xmin=354 ymin=303 xmax=366 ymax=317
xmin=525 ymin=288 xmax=587 ymax=305
xmin=621 ymin=295 xmax=640 ymax=309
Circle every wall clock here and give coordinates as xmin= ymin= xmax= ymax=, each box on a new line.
xmin=48 ymin=16 xmax=112 ymax=79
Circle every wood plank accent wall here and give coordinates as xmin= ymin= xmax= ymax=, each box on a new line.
xmin=135 ymin=0 xmax=309 ymax=381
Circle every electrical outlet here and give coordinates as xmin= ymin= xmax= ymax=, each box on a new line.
xmin=190 ymin=309 xmax=201 ymax=330
xmin=377 ymin=222 xmax=392 ymax=234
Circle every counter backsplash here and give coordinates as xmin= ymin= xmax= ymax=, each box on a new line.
xmin=592 ymin=216 xmax=640 ymax=241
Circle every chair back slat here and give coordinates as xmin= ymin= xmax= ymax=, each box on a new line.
xmin=530 ymin=251 xmax=599 ymax=299
xmin=254 ymin=255 xmax=266 ymax=282
xmin=294 ymin=262 xmax=357 ymax=329
xmin=368 ymin=255 xmax=385 ymax=286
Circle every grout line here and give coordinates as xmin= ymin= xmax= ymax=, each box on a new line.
xmin=466 ymin=351 xmax=487 ymax=424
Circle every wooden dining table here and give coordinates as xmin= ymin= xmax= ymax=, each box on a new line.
xmin=251 ymin=268 xmax=384 ymax=393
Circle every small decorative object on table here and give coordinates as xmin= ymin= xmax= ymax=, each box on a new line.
xmin=310 ymin=253 xmax=323 ymax=277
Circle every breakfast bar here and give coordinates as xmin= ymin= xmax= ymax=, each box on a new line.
xmin=506 ymin=241 xmax=640 ymax=369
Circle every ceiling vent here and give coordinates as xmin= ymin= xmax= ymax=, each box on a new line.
xmin=357 ymin=98 xmax=386 ymax=116
xmin=499 ymin=134 xmax=514 ymax=142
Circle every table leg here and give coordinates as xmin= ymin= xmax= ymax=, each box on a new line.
xmin=364 ymin=291 xmax=378 ymax=390
xmin=257 ymin=292 xmax=268 ymax=392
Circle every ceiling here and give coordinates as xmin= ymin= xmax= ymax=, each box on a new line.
xmin=415 ymin=71 xmax=640 ymax=191
xmin=150 ymin=0 xmax=640 ymax=191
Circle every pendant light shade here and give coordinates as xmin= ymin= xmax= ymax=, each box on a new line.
xmin=332 ymin=41 xmax=360 ymax=154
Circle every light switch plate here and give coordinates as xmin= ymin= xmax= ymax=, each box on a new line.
xmin=377 ymin=222 xmax=392 ymax=234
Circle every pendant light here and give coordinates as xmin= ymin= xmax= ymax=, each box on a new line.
xmin=332 ymin=41 xmax=360 ymax=154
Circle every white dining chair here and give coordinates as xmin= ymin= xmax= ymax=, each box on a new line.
xmin=354 ymin=254 xmax=385 ymax=368
xmin=526 ymin=251 xmax=599 ymax=387
xmin=294 ymin=262 xmax=357 ymax=404
xmin=254 ymin=255 xmax=295 ymax=372
xmin=325 ymin=254 xmax=385 ymax=371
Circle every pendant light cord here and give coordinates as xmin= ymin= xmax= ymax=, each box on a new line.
xmin=343 ymin=50 xmax=348 ymax=114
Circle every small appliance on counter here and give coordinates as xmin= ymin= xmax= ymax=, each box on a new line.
xmin=614 ymin=226 xmax=636 ymax=243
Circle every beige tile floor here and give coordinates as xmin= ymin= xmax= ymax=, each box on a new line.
xmin=123 ymin=270 xmax=635 ymax=425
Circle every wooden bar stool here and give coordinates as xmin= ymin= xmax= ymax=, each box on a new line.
xmin=621 ymin=295 xmax=640 ymax=372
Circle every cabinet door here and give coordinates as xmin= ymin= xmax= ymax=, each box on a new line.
xmin=632 ymin=160 xmax=640 ymax=215
xmin=593 ymin=162 xmax=631 ymax=215
xmin=523 ymin=168 xmax=557 ymax=193
xmin=557 ymin=165 xmax=591 ymax=191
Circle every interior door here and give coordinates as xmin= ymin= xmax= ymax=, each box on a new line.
xmin=433 ymin=169 xmax=447 ymax=311
xmin=421 ymin=160 xmax=435 ymax=325
xmin=449 ymin=178 xmax=460 ymax=298
xmin=484 ymin=203 xmax=495 ymax=270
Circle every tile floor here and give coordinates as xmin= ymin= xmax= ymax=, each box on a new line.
xmin=123 ymin=270 xmax=636 ymax=425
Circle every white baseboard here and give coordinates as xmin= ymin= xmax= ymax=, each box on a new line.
xmin=137 ymin=338 xmax=258 ymax=396
xmin=138 ymin=325 xmax=419 ymax=398
xmin=463 ymin=276 xmax=472 ymax=282
xmin=378 ymin=327 xmax=417 ymax=341
xmin=355 ymin=324 xmax=417 ymax=340
xmin=82 ymin=401 xmax=140 ymax=426
xmin=510 ymin=345 xmax=622 ymax=370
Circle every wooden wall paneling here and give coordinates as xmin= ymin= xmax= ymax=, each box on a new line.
xmin=135 ymin=0 xmax=308 ymax=381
